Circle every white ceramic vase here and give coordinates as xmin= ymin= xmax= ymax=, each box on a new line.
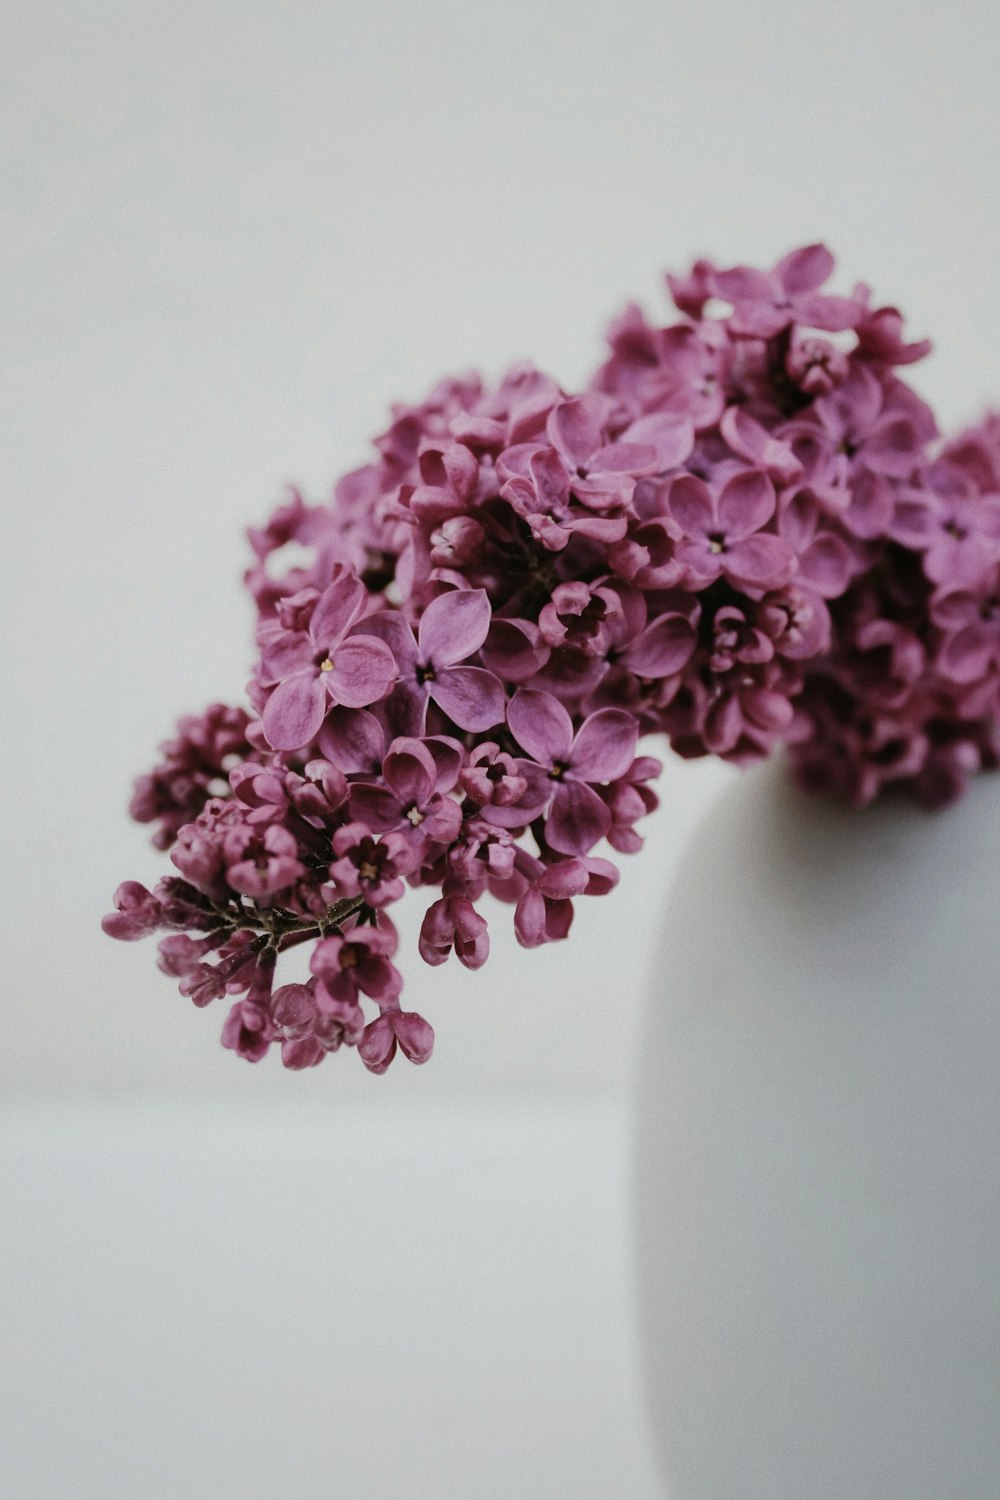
xmin=635 ymin=757 xmax=1000 ymax=1500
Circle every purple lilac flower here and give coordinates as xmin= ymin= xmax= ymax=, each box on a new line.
xmin=713 ymin=243 xmax=862 ymax=338
xmin=506 ymin=690 xmax=638 ymax=855
xmin=670 ymin=470 xmax=795 ymax=590
xmin=105 ymin=244 xmax=1000 ymax=1076
xmin=363 ymin=587 xmax=505 ymax=733
xmin=260 ymin=571 xmax=398 ymax=750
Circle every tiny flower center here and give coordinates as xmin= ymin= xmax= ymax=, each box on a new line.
xmin=319 ymin=657 xmax=335 ymax=672
xmin=708 ymin=533 xmax=726 ymax=555
xmin=405 ymin=804 xmax=425 ymax=826
xmin=358 ymin=860 xmax=379 ymax=881
xmin=416 ymin=662 xmax=436 ymax=685
xmin=548 ymin=760 xmax=569 ymax=781
xmin=341 ymin=947 xmax=358 ymax=969
xmin=944 ymin=520 xmax=968 ymax=540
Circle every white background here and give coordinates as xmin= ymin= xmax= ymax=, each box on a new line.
xmin=2 ymin=2 xmax=998 ymax=1495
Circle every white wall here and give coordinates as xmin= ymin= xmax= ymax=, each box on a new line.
xmin=4 ymin=0 xmax=999 ymax=1100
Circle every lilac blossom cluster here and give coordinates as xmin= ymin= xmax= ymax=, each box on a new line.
xmin=105 ymin=245 xmax=1000 ymax=1073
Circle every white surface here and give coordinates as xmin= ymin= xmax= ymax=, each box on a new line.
xmin=3 ymin=0 xmax=1000 ymax=1096
xmin=0 ymin=1097 xmax=661 ymax=1500
xmin=636 ymin=760 xmax=1000 ymax=1499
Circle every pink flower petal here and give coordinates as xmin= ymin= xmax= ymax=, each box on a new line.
xmin=481 ymin=619 xmax=549 ymax=682
xmin=507 ymin=688 xmax=574 ymax=765
xmin=382 ymin=738 xmax=437 ymax=806
xmin=259 ymin=631 xmax=314 ymax=685
xmin=843 ymin=471 xmax=895 ymax=539
xmin=570 ymin=710 xmax=638 ymax=783
xmin=668 ymin=474 xmax=715 ymax=538
xmin=546 ymin=398 xmax=602 ymax=467
xmin=348 ymin=783 xmax=406 ymax=832
xmin=546 ymin=779 xmax=612 ymax=856
xmin=392 ymin=1011 xmax=435 ymax=1064
xmin=328 ymin=635 xmax=397 ymax=709
xmin=863 ymin=415 xmax=922 ymax=478
xmin=716 ymin=469 xmax=776 ymax=539
xmin=309 ymin=572 xmax=365 ymax=650
xmin=588 ymin=442 xmax=658 ymax=475
xmin=725 ymin=533 xmax=795 ymax=588
xmin=775 ymin=242 xmax=834 ymax=295
xmin=800 ymin=533 xmax=854 ymax=598
xmin=419 ymin=588 xmax=492 ymax=666
xmin=358 ymin=611 xmax=419 ymax=670
xmin=714 ymin=265 xmax=777 ymax=305
xmin=795 ymin=292 xmax=862 ymax=332
xmin=317 ymin=706 xmax=385 ymax=774
xmin=430 ymin=666 xmax=505 ymax=732
xmin=622 ymin=614 xmax=697 ymax=678
xmin=262 ymin=671 xmax=327 ymax=751
xmin=359 ymin=1015 xmax=396 ymax=1075
xmin=622 ymin=412 xmax=695 ymax=470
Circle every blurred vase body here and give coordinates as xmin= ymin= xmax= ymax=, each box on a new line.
xmin=635 ymin=759 xmax=1000 ymax=1500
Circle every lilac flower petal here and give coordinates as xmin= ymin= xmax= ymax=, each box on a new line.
xmin=728 ymin=303 xmax=791 ymax=339
xmin=384 ymin=679 xmax=430 ymax=739
xmin=528 ymin=447 xmax=572 ymax=511
xmin=844 ymin=471 xmax=895 ymax=539
xmin=382 ymin=739 xmax=437 ymax=806
xmin=477 ymin=762 xmax=552 ymax=827
xmin=423 ymin=735 xmax=464 ymax=792
xmin=272 ymin=984 xmax=316 ymax=1039
xmin=720 ymin=407 xmax=802 ymax=486
xmin=716 ymin=469 xmax=775 ymax=539
xmin=508 ymin=687 xmax=574 ymax=765
xmin=726 ymin=533 xmax=795 ymax=588
xmin=348 ymin=783 xmax=407 ymax=832
xmin=419 ymin=587 xmax=492 ymax=666
xmin=546 ymin=398 xmax=602 ymax=467
xmin=588 ymin=442 xmax=658 ymax=474
xmin=863 ymin=415 xmax=922 ymax=478
xmin=513 ymin=887 xmax=547 ymax=948
xmin=817 ymin=365 xmax=883 ymax=440
xmin=794 ymin=292 xmax=862 ymax=332
xmin=668 ymin=475 xmax=715 ymax=538
xmin=263 ymin=671 xmax=327 ymax=751
xmin=393 ymin=1011 xmax=435 ymax=1064
xmin=941 ymin=626 xmax=994 ymax=684
xmin=714 ymin=265 xmax=776 ymax=305
xmin=359 ymin=1015 xmax=397 ymax=1074
xmin=430 ymin=666 xmax=505 ymax=731
xmin=570 ymin=709 xmax=638 ymax=782
xmin=546 ymin=779 xmax=612 ymax=855
xmin=622 ymin=412 xmax=695 ymax=470
xmin=538 ymin=859 xmax=590 ymax=899
xmin=482 ymin=619 xmax=549 ymax=682
xmin=676 ymin=537 xmax=724 ymax=587
xmin=102 ymin=881 xmax=162 ymax=940
xmin=309 ymin=572 xmax=365 ymax=649
xmin=317 ymin=706 xmax=385 ymax=774
xmin=360 ymin=611 xmax=419 ymax=670
xmin=622 ymin=614 xmax=697 ymax=677
xmin=328 ymin=635 xmax=397 ymax=709
xmin=259 ymin=631 xmax=313 ymax=684
xmin=281 ymin=1037 xmax=325 ymax=1070
xmin=776 ymin=242 xmax=834 ymax=295
xmin=801 ymin=534 xmax=854 ymax=597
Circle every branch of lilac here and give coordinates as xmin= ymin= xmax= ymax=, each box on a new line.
xmin=104 ymin=245 xmax=1000 ymax=1074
